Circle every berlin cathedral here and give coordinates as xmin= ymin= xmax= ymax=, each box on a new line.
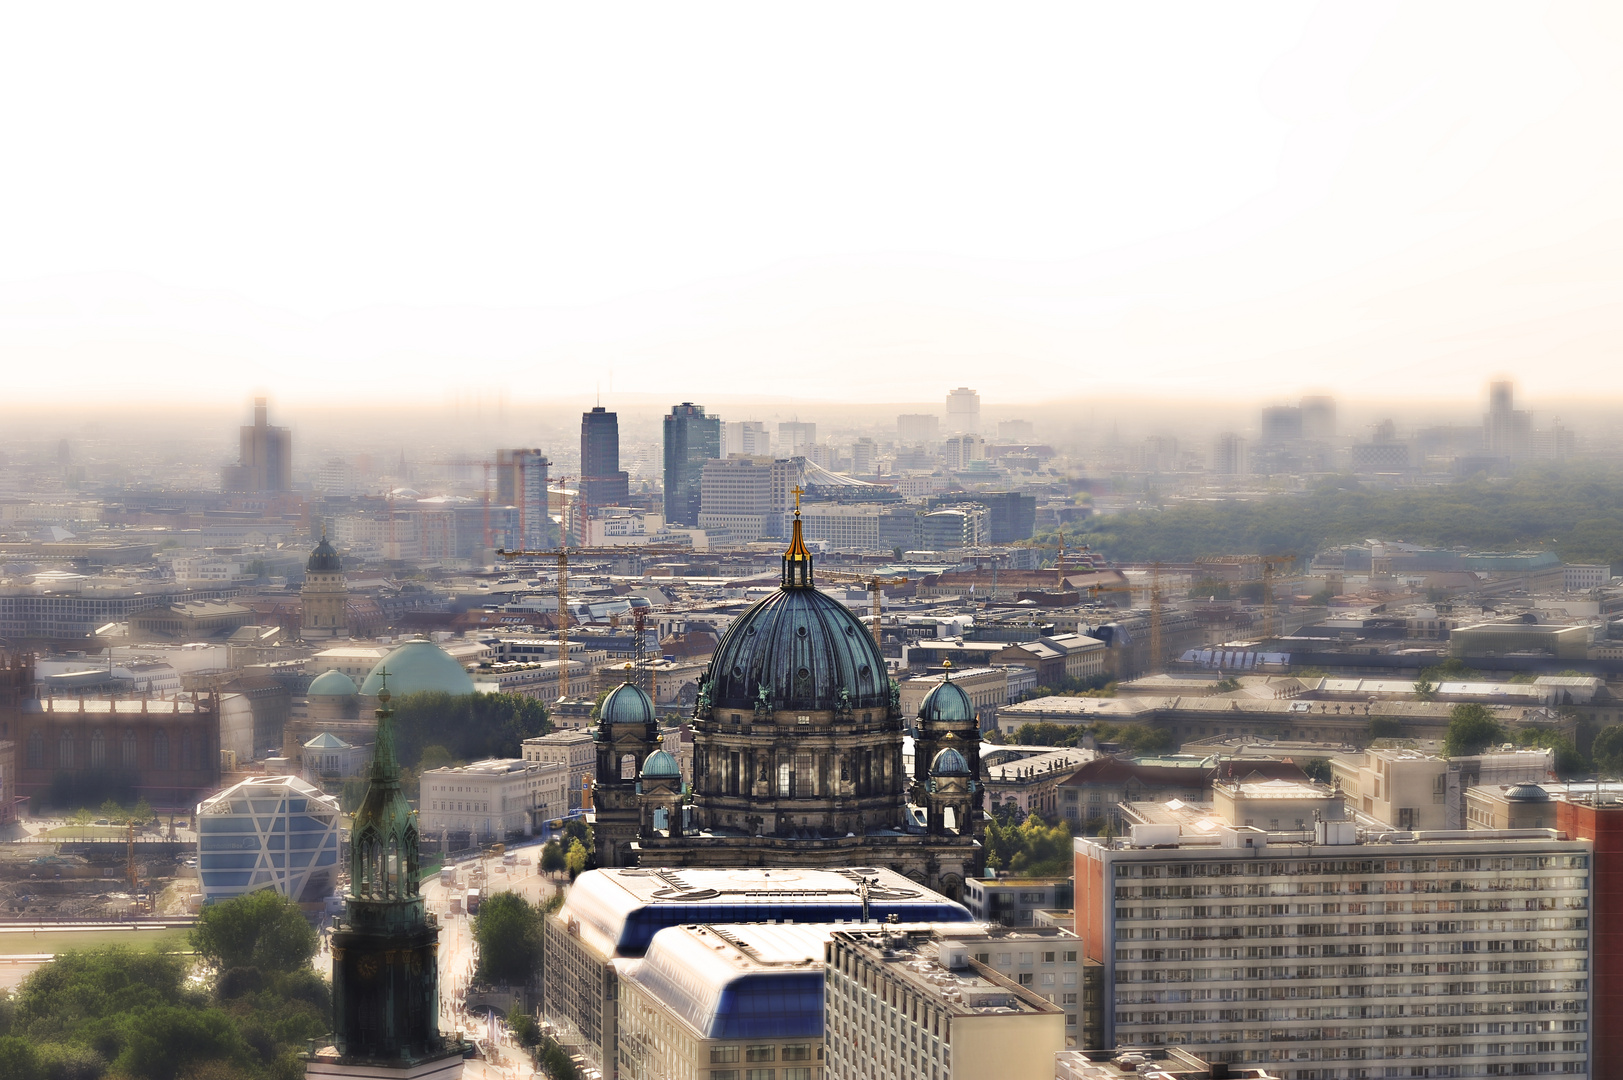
xmin=592 ymin=504 xmax=984 ymax=899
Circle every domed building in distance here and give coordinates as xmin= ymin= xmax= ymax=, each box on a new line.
xmin=300 ymin=531 xmax=349 ymax=641
xmin=594 ymin=501 xmax=983 ymax=898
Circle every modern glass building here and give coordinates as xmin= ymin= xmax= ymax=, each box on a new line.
xmin=196 ymin=775 xmax=341 ymax=904
xmin=545 ymin=866 xmax=971 ymax=1077
xmin=662 ymin=402 xmax=720 ymax=526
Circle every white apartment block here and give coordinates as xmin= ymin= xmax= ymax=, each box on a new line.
xmin=1077 ymin=787 xmax=1592 ymax=1079
xmin=1563 ymin=564 xmax=1611 ymax=591
xmin=419 ymin=757 xmax=567 ymax=841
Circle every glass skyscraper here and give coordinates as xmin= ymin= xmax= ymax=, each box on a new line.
xmin=662 ymin=402 xmax=720 ymax=526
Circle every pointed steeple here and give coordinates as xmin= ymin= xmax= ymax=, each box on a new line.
xmin=782 ymin=484 xmax=813 ymax=588
xmin=347 ymin=672 xmax=415 ymax=903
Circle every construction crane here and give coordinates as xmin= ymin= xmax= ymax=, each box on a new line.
xmin=497 ymin=483 xmax=690 ymax=700
xmin=820 ymin=570 xmax=909 ymax=651
xmin=1195 ymin=554 xmax=1297 ymax=638
xmin=1082 ymin=570 xmax=1167 ymax=675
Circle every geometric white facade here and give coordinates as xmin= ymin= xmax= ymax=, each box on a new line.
xmin=197 ymin=775 xmax=341 ymax=905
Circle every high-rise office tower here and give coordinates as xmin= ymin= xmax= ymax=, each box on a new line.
xmin=897 ymin=413 xmax=940 ymax=444
xmin=579 ymin=406 xmax=630 ymax=512
xmin=1299 ymin=394 xmax=1337 ymax=440
xmin=722 ymin=420 xmax=769 ymax=457
xmin=850 ymin=437 xmax=877 ymax=475
xmin=777 ymin=421 xmax=817 ymax=457
xmin=663 ymin=403 xmax=720 ymax=526
xmin=1210 ymin=433 xmax=1247 ymax=475
xmin=222 ymin=396 xmax=293 ymax=493
xmin=495 ymin=448 xmax=555 ymax=549
xmin=946 ymin=387 xmax=981 ymax=433
xmin=1485 ymin=379 xmax=1532 ymax=458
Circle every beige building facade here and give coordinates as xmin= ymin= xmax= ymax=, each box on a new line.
xmin=522 ymin=729 xmax=595 ymax=811
xmin=419 ymin=757 xmax=566 ymax=842
xmin=825 ymin=926 xmax=1065 ymax=1080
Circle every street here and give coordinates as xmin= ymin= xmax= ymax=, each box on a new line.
xmin=420 ymin=846 xmax=564 ymax=1079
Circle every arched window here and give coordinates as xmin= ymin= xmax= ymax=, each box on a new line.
xmin=123 ymin=729 xmax=138 ymax=769
xmin=89 ymin=730 xmax=106 ymax=769
xmin=152 ymin=730 xmax=169 ymax=770
xmin=180 ymin=731 xmax=192 ymax=772
xmin=58 ymin=731 xmax=74 ymax=769
xmin=620 ymin=753 xmax=636 ymax=780
xmin=26 ymin=732 xmax=42 ymax=768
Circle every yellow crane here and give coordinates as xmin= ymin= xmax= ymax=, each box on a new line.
xmin=820 ymin=569 xmax=909 ymax=651
xmin=1195 ymin=554 xmax=1297 ymax=638
xmin=1082 ymin=567 xmax=1166 ymax=674
xmin=497 ymin=485 xmax=688 ymax=700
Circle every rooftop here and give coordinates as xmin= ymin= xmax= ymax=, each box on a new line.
xmin=1056 ymin=1048 xmax=1283 ymax=1080
xmin=832 ymin=927 xmax=1064 ymax=1017
xmin=423 ymin=757 xmax=541 ymax=777
xmin=559 ymin=866 xmax=971 ymax=957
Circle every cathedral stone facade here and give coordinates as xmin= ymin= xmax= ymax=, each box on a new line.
xmin=593 ymin=504 xmax=983 ymax=898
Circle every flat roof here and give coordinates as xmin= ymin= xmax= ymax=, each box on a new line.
xmin=832 ymin=927 xmax=1063 ymax=1017
xmin=559 ymin=866 xmax=971 ymax=957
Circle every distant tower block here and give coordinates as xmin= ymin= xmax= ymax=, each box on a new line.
xmin=946 ymin=387 xmax=980 ymax=434
xmin=222 ymin=396 xmax=293 ymax=493
xmin=301 ymin=531 xmax=349 ymax=640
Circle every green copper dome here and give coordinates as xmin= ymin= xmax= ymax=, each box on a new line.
xmin=919 ymin=677 xmax=974 ymax=723
xmin=930 ymin=747 xmax=970 ymax=777
xmin=359 ymin=639 xmax=475 ymax=698
xmin=642 ymin=748 xmax=680 ymax=778
xmin=600 ymin=681 xmax=655 ymax=725
xmin=309 ymin=669 xmax=358 ymax=698
xmin=704 ymin=502 xmax=890 ymax=714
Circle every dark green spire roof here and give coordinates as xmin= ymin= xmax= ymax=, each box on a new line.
xmin=348 ymin=672 xmax=419 ymax=905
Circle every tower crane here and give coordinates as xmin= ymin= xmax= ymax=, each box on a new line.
xmin=1195 ymin=554 xmax=1297 ymax=638
xmin=497 ymin=478 xmax=689 ymax=700
xmin=820 ymin=569 xmax=909 ymax=652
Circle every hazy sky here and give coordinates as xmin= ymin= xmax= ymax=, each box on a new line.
xmin=1 ymin=2 xmax=1619 ymax=406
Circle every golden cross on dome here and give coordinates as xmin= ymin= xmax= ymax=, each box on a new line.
xmin=791 ymin=485 xmax=804 ymax=512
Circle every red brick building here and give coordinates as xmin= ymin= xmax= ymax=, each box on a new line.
xmin=1559 ymin=795 xmax=1623 ymax=1080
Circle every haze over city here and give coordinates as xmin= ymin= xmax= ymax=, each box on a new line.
xmin=7 ymin=7 xmax=1623 ymax=1080
xmin=2 ymin=2 xmax=1622 ymax=406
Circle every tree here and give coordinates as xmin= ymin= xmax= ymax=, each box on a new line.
xmin=565 ymin=839 xmax=588 ymax=880
xmin=1367 ymin=716 xmax=1407 ymax=741
xmin=68 ymin=808 xmax=92 ymax=828
xmin=474 ymin=893 xmax=545 ymax=986
xmin=508 ymin=1012 xmax=540 ymax=1048
xmin=1443 ymin=703 xmax=1506 ymax=758
xmin=1302 ymin=757 xmax=1333 ymax=784
xmin=0 ymin=1036 xmax=41 ymax=1080
xmin=983 ymin=813 xmax=1072 ymax=879
xmin=132 ymin=798 xmax=154 ymax=825
xmin=1514 ymin=727 xmax=1586 ymax=778
xmin=1412 ymin=677 xmax=1437 ymax=701
xmin=540 ymin=841 xmax=566 ymax=877
xmin=100 ymin=799 xmax=127 ymax=824
xmin=190 ymin=890 xmax=317 ymax=974
xmin=419 ymin=745 xmax=455 ymax=772
xmin=1594 ymin=725 xmax=1623 ymax=777
xmin=111 ymin=1004 xmax=257 ymax=1080
xmin=390 ymin=692 xmax=549 ymax=766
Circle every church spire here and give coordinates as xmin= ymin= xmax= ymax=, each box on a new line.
xmin=782 ymin=485 xmax=813 ymax=588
